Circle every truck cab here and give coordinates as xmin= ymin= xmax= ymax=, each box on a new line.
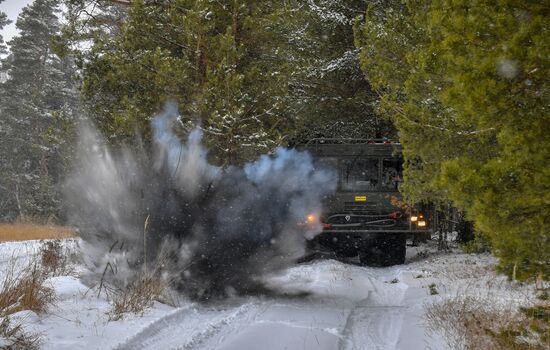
xmin=300 ymin=139 xmax=432 ymax=266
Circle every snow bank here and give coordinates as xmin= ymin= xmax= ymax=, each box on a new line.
xmin=0 ymin=239 xmax=537 ymax=350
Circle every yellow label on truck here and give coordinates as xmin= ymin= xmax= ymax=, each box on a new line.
xmin=355 ymin=195 xmax=367 ymax=202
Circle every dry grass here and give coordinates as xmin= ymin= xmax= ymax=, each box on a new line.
xmin=109 ymin=275 xmax=167 ymax=321
xmin=425 ymin=295 xmax=549 ymax=349
xmin=0 ymin=239 xmax=73 ymax=317
xmin=0 ymin=258 xmax=55 ymax=317
xmin=0 ymin=224 xmax=75 ymax=242
xmin=0 ymin=243 xmax=71 ymax=348
xmin=0 ymin=240 xmax=75 ymax=348
xmin=0 ymin=316 xmax=40 ymax=349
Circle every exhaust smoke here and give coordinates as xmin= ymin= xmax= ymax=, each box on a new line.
xmin=65 ymin=103 xmax=336 ymax=300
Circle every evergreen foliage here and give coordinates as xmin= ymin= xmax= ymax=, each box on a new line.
xmin=60 ymin=0 xmax=394 ymax=163
xmin=0 ymin=0 xmax=79 ymax=221
xmin=357 ymin=0 xmax=550 ymax=280
xmin=0 ymin=1 xmax=10 ymax=56
xmin=66 ymin=0 xmax=295 ymax=164
xmin=284 ymin=0 xmax=395 ymax=144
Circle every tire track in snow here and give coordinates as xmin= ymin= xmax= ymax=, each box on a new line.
xmin=114 ymin=302 xmax=263 ymax=350
xmin=338 ymin=276 xmax=408 ymax=350
xmin=339 ymin=303 xmax=407 ymax=350
xmin=115 ymin=263 xmax=410 ymax=350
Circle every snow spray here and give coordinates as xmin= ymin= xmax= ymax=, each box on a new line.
xmin=64 ymin=102 xmax=336 ymax=300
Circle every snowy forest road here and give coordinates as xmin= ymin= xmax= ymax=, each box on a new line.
xmin=2 ymin=240 xmax=464 ymax=350
xmin=115 ymin=260 xmax=444 ymax=350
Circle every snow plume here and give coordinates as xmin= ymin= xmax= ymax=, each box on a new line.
xmin=65 ymin=102 xmax=336 ymax=300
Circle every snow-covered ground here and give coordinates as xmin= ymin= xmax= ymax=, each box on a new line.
xmin=1 ymin=239 xmax=537 ymax=350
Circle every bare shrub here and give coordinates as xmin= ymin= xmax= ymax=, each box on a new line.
xmin=436 ymin=258 xmax=496 ymax=281
xmin=0 ymin=258 xmax=54 ymax=317
xmin=109 ymin=274 xmax=167 ymax=321
xmin=102 ymin=242 xmax=176 ymax=320
xmin=39 ymin=240 xmax=73 ymax=276
xmin=0 ymin=316 xmax=40 ymax=350
xmin=425 ymin=295 xmax=548 ymax=349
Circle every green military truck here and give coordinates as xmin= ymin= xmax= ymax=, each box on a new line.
xmin=300 ymin=139 xmax=432 ymax=266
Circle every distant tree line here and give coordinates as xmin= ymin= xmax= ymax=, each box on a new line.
xmin=0 ymin=0 xmax=547 ymax=281
xmin=0 ymin=0 xmax=79 ymax=222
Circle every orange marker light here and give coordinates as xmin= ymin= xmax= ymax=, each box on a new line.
xmin=307 ymin=214 xmax=316 ymax=224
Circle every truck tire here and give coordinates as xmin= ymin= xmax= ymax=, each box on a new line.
xmin=359 ymin=233 xmax=406 ymax=266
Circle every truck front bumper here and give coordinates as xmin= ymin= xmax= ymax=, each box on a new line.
xmin=320 ymin=229 xmax=432 ymax=234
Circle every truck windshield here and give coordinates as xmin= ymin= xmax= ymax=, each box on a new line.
xmin=341 ymin=158 xmax=379 ymax=191
xmin=381 ymin=158 xmax=403 ymax=191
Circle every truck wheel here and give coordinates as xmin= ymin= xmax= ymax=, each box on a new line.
xmin=359 ymin=233 xmax=406 ymax=266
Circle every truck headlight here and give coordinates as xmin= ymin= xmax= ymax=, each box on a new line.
xmin=417 ymin=220 xmax=426 ymax=227
xmin=410 ymin=215 xmax=418 ymax=222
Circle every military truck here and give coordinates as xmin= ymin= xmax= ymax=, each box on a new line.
xmin=300 ymin=139 xmax=432 ymax=266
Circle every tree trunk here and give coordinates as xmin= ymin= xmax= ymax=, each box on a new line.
xmin=14 ymin=182 xmax=24 ymax=222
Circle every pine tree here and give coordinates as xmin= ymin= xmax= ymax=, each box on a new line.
xmin=54 ymin=0 xmax=128 ymax=61
xmin=0 ymin=1 xmax=12 ymax=218
xmin=70 ymin=0 xmax=297 ymax=164
xmin=0 ymin=1 xmax=10 ymax=56
xmin=63 ymin=1 xmax=395 ymax=163
xmin=0 ymin=0 xmax=79 ymax=220
xmin=286 ymin=0 xmax=395 ymax=144
xmin=357 ymin=0 xmax=550 ymax=280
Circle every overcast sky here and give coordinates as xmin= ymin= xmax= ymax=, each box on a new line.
xmin=1 ymin=0 xmax=33 ymax=45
